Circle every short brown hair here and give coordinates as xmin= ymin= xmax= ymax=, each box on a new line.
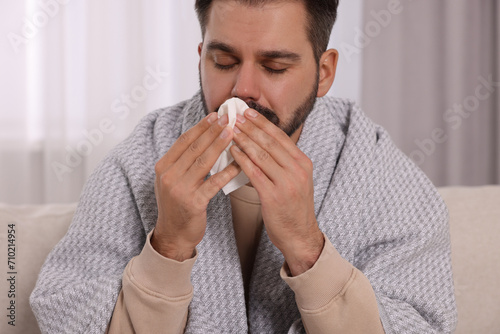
xmin=195 ymin=0 xmax=339 ymax=63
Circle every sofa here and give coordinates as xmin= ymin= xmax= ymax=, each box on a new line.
xmin=0 ymin=186 xmax=499 ymax=333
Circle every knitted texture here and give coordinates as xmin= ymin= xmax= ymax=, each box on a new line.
xmin=30 ymin=92 xmax=457 ymax=333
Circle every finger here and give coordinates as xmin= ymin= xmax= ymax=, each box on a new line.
xmin=230 ymin=144 xmax=274 ymax=194
xmin=185 ymin=125 xmax=235 ymax=183
xmin=174 ymin=114 xmax=231 ymax=174
xmin=231 ymin=129 xmax=283 ymax=183
xmin=244 ymin=109 xmax=300 ymax=154
xmin=156 ymin=112 xmax=218 ymax=170
xmin=234 ymin=113 xmax=296 ymax=170
xmin=241 ymin=109 xmax=311 ymax=170
xmin=196 ymin=161 xmax=242 ymax=201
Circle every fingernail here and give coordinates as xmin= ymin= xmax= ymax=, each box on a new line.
xmin=233 ymin=145 xmax=241 ymax=153
xmin=218 ymin=114 xmax=229 ymax=126
xmin=220 ymin=126 xmax=230 ymax=139
xmin=236 ymin=114 xmax=246 ymax=124
xmin=234 ymin=126 xmax=241 ymax=134
xmin=207 ymin=113 xmax=218 ymax=124
xmin=246 ymin=109 xmax=258 ymax=118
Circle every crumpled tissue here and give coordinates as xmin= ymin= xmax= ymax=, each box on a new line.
xmin=210 ymin=97 xmax=250 ymax=195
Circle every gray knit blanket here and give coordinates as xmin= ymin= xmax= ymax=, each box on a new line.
xmin=30 ymin=92 xmax=457 ymax=333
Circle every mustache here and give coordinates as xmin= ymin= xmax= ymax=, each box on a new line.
xmin=246 ymin=101 xmax=280 ymax=127
xmin=214 ymin=100 xmax=280 ymax=127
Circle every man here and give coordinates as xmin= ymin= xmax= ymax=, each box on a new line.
xmin=30 ymin=1 xmax=457 ymax=333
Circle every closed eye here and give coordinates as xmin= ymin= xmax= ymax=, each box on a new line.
xmin=214 ymin=62 xmax=238 ymax=71
xmin=263 ymin=66 xmax=287 ymax=74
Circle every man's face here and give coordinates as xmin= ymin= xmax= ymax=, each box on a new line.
xmin=199 ymin=0 xmax=320 ymax=139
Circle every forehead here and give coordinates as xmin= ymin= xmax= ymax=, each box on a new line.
xmin=204 ymin=0 xmax=311 ymax=55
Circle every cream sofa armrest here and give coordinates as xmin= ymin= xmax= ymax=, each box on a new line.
xmin=438 ymin=186 xmax=500 ymax=334
xmin=0 ymin=203 xmax=76 ymax=334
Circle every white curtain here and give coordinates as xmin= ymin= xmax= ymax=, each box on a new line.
xmin=1 ymin=0 xmax=200 ymax=204
xmin=0 ymin=0 xmax=363 ymax=205
xmin=361 ymin=0 xmax=500 ymax=186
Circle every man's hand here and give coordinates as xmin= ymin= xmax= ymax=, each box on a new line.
xmin=230 ymin=109 xmax=324 ymax=276
xmin=152 ymin=113 xmax=241 ymax=261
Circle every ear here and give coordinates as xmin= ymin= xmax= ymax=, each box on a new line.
xmin=198 ymin=42 xmax=203 ymax=70
xmin=317 ymin=49 xmax=339 ymax=97
xmin=198 ymin=42 xmax=203 ymax=57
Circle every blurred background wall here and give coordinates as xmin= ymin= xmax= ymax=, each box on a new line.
xmin=362 ymin=0 xmax=500 ymax=187
xmin=0 ymin=0 xmax=498 ymax=204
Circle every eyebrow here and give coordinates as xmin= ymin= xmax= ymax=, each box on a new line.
xmin=206 ymin=41 xmax=236 ymax=54
xmin=257 ymin=50 xmax=301 ymax=62
xmin=206 ymin=40 xmax=301 ymax=62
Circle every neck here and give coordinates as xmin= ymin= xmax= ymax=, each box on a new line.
xmin=290 ymin=123 xmax=304 ymax=144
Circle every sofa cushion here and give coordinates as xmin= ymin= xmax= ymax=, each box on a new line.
xmin=0 ymin=203 xmax=76 ymax=334
xmin=438 ymin=186 xmax=500 ymax=334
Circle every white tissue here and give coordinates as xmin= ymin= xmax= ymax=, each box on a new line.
xmin=210 ymin=98 xmax=250 ymax=195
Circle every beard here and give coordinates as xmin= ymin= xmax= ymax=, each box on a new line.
xmin=199 ymin=71 xmax=319 ymax=137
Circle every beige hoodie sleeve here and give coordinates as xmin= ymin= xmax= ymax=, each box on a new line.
xmin=281 ymin=234 xmax=385 ymax=334
xmin=107 ymin=231 xmax=384 ymax=334
xmin=107 ymin=229 xmax=195 ymax=334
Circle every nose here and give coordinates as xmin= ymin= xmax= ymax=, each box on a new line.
xmin=231 ymin=62 xmax=261 ymax=103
